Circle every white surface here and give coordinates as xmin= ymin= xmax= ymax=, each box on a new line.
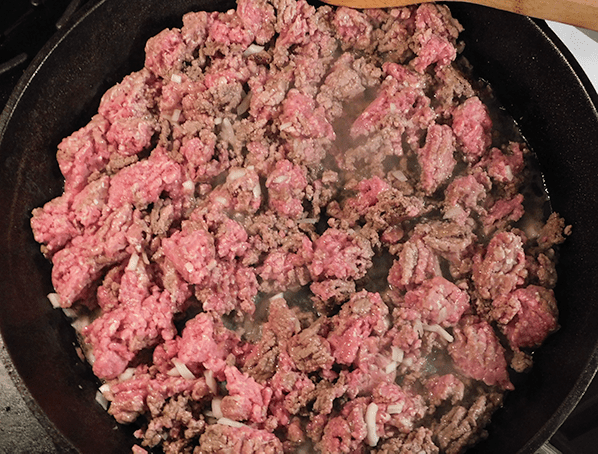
xmin=548 ymin=21 xmax=598 ymax=92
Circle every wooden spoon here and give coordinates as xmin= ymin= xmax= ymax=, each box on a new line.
xmin=320 ymin=0 xmax=598 ymax=32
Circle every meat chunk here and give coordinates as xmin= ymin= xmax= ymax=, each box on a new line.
xmin=492 ymin=285 xmax=558 ymax=348
xmin=416 ymin=124 xmax=457 ymax=194
xmin=433 ymin=393 xmax=503 ymax=454
xmin=403 ymin=276 xmax=469 ymax=327
xmin=452 ymin=97 xmax=492 ymax=161
xmin=472 ymin=231 xmax=527 ymax=300
xmin=309 ymin=229 xmax=374 ymax=281
xmin=448 ymin=316 xmax=513 ymax=390
xmin=84 ymin=290 xmax=177 ymax=380
xmin=196 ymin=424 xmax=283 ymax=454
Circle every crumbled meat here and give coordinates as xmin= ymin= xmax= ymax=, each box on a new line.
xmin=196 ymin=424 xmax=283 ymax=454
xmin=433 ymin=393 xmax=503 ymax=454
xmin=491 ymin=285 xmax=558 ymax=349
xmin=31 ymin=0 xmax=568 ymax=453
xmin=425 ymin=374 xmax=465 ymax=407
xmin=448 ymin=316 xmax=513 ymax=390
xmin=375 ymin=427 xmax=439 ymax=454
xmin=472 ymin=231 xmax=527 ymax=300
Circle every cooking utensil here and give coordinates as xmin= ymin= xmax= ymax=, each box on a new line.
xmin=0 ymin=0 xmax=597 ymax=453
xmin=321 ymin=0 xmax=598 ymax=32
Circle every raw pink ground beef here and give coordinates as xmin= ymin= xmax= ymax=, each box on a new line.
xmin=31 ymin=1 xmax=569 ymax=453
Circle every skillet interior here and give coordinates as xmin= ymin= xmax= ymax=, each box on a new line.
xmin=0 ymin=0 xmax=597 ymax=452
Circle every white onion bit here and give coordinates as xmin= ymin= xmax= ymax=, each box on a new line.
xmin=385 ymin=361 xmax=398 ymax=374
xmin=390 ymin=169 xmax=408 ymax=182
xmin=171 ymin=73 xmax=182 ymax=83
xmin=204 ymin=370 xmax=217 ymax=394
xmin=47 ymin=293 xmax=62 ymax=308
xmin=272 ymin=175 xmax=289 ymax=184
xmin=237 ymin=91 xmax=252 ymax=115
xmin=387 ymin=402 xmax=405 ymax=415
xmin=171 ymin=109 xmax=181 ymax=123
xmin=118 ymin=368 xmax=135 ymax=382
xmin=391 ymin=346 xmax=404 ymax=363
xmin=423 ymin=323 xmax=454 ymax=343
xmin=227 ymin=168 xmax=247 ymax=182
xmin=167 ymin=367 xmax=181 ymax=377
xmin=126 ymin=253 xmax=139 ymax=272
xmin=217 ymin=417 xmax=246 ymax=428
xmin=171 ymin=358 xmax=196 ymax=380
xmin=365 ymin=402 xmax=380 ymax=447
xmin=243 ymin=44 xmax=264 ymax=56
xmin=220 ymin=118 xmax=235 ymax=144
xmin=182 ymin=180 xmax=195 ymax=192
xmin=212 ymin=398 xmax=224 ymax=419
xmin=95 ymin=390 xmax=109 ymax=410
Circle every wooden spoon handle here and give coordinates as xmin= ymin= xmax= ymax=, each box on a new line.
xmin=321 ymin=0 xmax=598 ymax=32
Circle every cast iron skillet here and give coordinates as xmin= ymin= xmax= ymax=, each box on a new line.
xmin=1 ymin=0 xmax=598 ymax=452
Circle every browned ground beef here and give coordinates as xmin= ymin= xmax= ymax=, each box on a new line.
xmin=30 ymin=0 xmax=569 ymax=453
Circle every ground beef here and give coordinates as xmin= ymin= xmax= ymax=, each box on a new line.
xmin=31 ymin=0 xmax=569 ymax=453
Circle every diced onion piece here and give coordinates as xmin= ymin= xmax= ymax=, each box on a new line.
xmin=182 ymin=180 xmax=195 ymax=192
xmin=423 ymin=323 xmax=454 ymax=343
xmin=414 ymin=319 xmax=424 ymax=337
xmin=365 ymin=402 xmax=379 ymax=447
xmin=127 ymin=253 xmax=139 ymax=271
xmin=237 ymin=91 xmax=252 ymax=115
xmin=204 ymin=370 xmax=217 ymax=394
xmin=99 ymin=383 xmax=111 ymax=394
xmin=171 ymin=73 xmax=182 ymax=83
xmin=387 ymin=402 xmax=405 ymax=415
xmin=385 ymin=361 xmax=398 ymax=374
xmin=390 ymin=169 xmax=407 ymax=182
xmin=243 ymin=44 xmax=264 ymax=56
xmin=70 ymin=315 xmax=91 ymax=333
xmin=62 ymin=308 xmax=76 ymax=318
xmin=253 ymin=183 xmax=262 ymax=198
xmin=279 ymin=122 xmax=292 ymax=131
xmin=227 ymin=168 xmax=247 ymax=182
xmin=391 ymin=346 xmax=404 ymax=363
xmin=47 ymin=293 xmax=61 ymax=308
xmin=221 ymin=118 xmax=235 ymax=144
xmin=272 ymin=175 xmax=289 ymax=184
xmin=171 ymin=109 xmax=181 ymax=123
xmin=119 ymin=368 xmax=135 ymax=382
xmin=167 ymin=367 xmax=181 ymax=377
xmin=217 ymin=417 xmax=246 ymax=428
xmin=438 ymin=307 xmax=448 ymax=324
xmin=96 ymin=390 xmax=109 ymax=410
xmin=212 ymin=398 xmax=224 ymax=419
xmin=171 ymin=358 xmax=196 ymax=380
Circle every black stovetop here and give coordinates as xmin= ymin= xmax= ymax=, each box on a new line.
xmin=0 ymin=1 xmax=596 ymax=453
